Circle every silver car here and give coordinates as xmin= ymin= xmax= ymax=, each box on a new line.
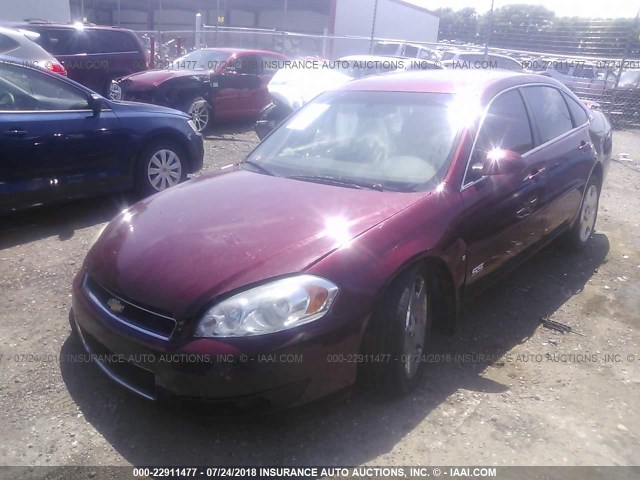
xmin=0 ymin=26 xmax=66 ymax=75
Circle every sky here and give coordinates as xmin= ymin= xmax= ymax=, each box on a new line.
xmin=410 ymin=0 xmax=639 ymax=18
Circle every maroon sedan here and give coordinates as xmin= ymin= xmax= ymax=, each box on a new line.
xmin=71 ymin=70 xmax=612 ymax=411
xmin=109 ymin=48 xmax=287 ymax=132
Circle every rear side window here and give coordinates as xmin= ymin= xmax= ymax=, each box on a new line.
xmin=475 ymin=89 xmax=534 ymax=156
xmin=491 ymin=56 xmax=522 ymax=71
xmin=35 ymin=28 xmax=91 ymax=55
xmin=0 ymin=33 xmax=19 ymax=53
xmin=89 ymin=30 xmax=140 ymax=53
xmin=563 ymin=93 xmax=589 ymax=126
xmin=521 ymin=86 xmax=573 ymax=143
xmin=404 ymin=45 xmax=419 ymax=58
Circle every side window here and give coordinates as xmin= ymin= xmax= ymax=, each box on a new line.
xmin=521 ymin=86 xmax=573 ymax=143
xmin=41 ymin=28 xmax=91 ymax=55
xmin=404 ymin=45 xmax=419 ymax=58
xmin=260 ymin=55 xmax=283 ymax=76
xmin=0 ymin=33 xmax=19 ymax=54
xmin=466 ymin=89 xmax=533 ymax=184
xmin=0 ymin=63 xmax=89 ymax=111
xmin=225 ymin=55 xmax=259 ymax=75
xmin=563 ymin=92 xmax=589 ymax=126
xmin=89 ymin=31 xmax=139 ymax=53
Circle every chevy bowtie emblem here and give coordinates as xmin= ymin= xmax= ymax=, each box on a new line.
xmin=107 ymin=298 xmax=125 ymax=314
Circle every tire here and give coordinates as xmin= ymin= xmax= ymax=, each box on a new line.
xmin=186 ymin=97 xmax=211 ymax=133
xmin=136 ymin=140 xmax=187 ymax=197
xmin=254 ymin=103 xmax=292 ymax=140
xmin=563 ymin=175 xmax=600 ymax=251
xmin=104 ymin=75 xmax=125 ymax=99
xmin=364 ymin=265 xmax=435 ymax=396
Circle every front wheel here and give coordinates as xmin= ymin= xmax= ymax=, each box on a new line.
xmin=136 ymin=141 xmax=186 ymax=196
xmin=254 ymin=103 xmax=292 ymax=140
xmin=365 ymin=266 xmax=434 ymax=395
xmin=186 ymin=97 xmax=211 ymax=133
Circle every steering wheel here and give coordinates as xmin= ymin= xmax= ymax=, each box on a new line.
xmin=0 ymin=92 xmax=15 ymax=109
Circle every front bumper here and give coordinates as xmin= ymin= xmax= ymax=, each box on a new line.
xmin=70 ymin=272 xmax=360 ymax=412
xmin=186 ymin=130 xmax=204 ymax=174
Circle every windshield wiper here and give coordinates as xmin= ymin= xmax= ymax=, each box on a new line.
xmin=242 ymin=160 xmax=277 ymax=176
xmin=288 ymin=175 xmax=384 ymax=191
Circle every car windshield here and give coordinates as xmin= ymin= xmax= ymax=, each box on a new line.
xmin=170 ymin=50 xmax=231 ymax=70
xmin=242 ymin=90 xmax=459 ymax=192
xmin=618 ymin=70 xmax=640 ymax=88
xmin=340 ymin=59 xmax=401 ymax=79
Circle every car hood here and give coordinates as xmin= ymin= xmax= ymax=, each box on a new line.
xmin=107 ymin=99 xmax=189 ymax=117
xmin=86 ymin=170 xmax=425 ymax=316
xmin=119 ymin=69 xmax=208 ymax=88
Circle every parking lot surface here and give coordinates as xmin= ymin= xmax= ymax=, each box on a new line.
xmin=0 ymin=125 xmax=638 ymax=467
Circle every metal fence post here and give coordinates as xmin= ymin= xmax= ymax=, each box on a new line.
xmin=484 ymin=0 xmax=495 ymax=59
xmin=195 ymin=13 xmax=202 ymax=49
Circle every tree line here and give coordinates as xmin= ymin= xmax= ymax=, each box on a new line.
xmin=436 ymin=4 xmax=640 ymax=58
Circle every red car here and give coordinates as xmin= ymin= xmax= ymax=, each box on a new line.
xmin=110 ymin=48 xmax=288 ymax=132
xmin=71 ymin=70 xmax=612 ymax=411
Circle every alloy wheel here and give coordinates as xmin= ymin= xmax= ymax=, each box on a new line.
xmin=147 ymin=149 xmax=182 ymax=191
xmin=188 ymin=99 xmax=210 ymax=132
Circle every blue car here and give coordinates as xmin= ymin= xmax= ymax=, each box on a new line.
xmin=0 ymin=56 xmax=204 ymax=213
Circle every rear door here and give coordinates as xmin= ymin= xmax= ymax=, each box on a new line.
xmin=520 ymin=86 xmax=594 ymax=234
xmin=461 ymin=88 xmax=546 ymax=295
xmin=212 ymin=54 xmax=260 ymax=119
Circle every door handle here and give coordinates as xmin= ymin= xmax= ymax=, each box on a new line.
xmin=526 ymin=167 xmax=545 ymax=181
xmin=579 ymin=140 xmax=592 ymax=151
xmin=2 ymin=128 xmax=27 ymax=137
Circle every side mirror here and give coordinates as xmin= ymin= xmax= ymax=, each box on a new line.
xmin=481 ymin=149 xmax=525 ymax=176
xmin=88 ymin=93 xmax=102 ymax=117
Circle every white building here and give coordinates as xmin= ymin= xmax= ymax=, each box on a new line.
xmin=1 ymin=0 xmax=71 ymax=23
xmin=332 ymin=0 xmax=440 ymax=56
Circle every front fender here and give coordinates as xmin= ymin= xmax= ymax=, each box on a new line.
xmin=155 ymin=76 xmax=210 ymax=110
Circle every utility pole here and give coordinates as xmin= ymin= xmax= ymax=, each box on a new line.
xmin=484 ymin=0 xmax=495 ymax=59
xmin=369 ymin=0 xmax=379 ymax=53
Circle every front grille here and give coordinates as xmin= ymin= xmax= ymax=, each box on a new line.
xmin=83 ymin=275 xmax=176 ymax=340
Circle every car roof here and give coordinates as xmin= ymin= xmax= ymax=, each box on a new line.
xmin=201 ymin=47 xmax=286 ymax=56
xmin=3 ymin=22 xmax=135 ymax=32
xmin=337 ymin=69 xmax=563 ymax=97
xmin=338 ymin=54 xmax=404 ymax=62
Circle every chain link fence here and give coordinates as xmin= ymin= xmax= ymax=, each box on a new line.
xmin=131 ymin=12 xmax=640 ymax=129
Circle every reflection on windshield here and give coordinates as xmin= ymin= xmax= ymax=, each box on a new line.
xmin=243 ymin=91 xmax=459 ymax=192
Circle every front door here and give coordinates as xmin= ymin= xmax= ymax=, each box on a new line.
xmin=460 ymin=88 xmax=547 ymax=296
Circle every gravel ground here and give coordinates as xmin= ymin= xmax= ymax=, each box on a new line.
xmin=0 ymin=124 xmax=638 ymax=469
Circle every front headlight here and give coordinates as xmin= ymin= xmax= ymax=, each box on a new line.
xmin=195 ymin=275 xmax=339 ymax=337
